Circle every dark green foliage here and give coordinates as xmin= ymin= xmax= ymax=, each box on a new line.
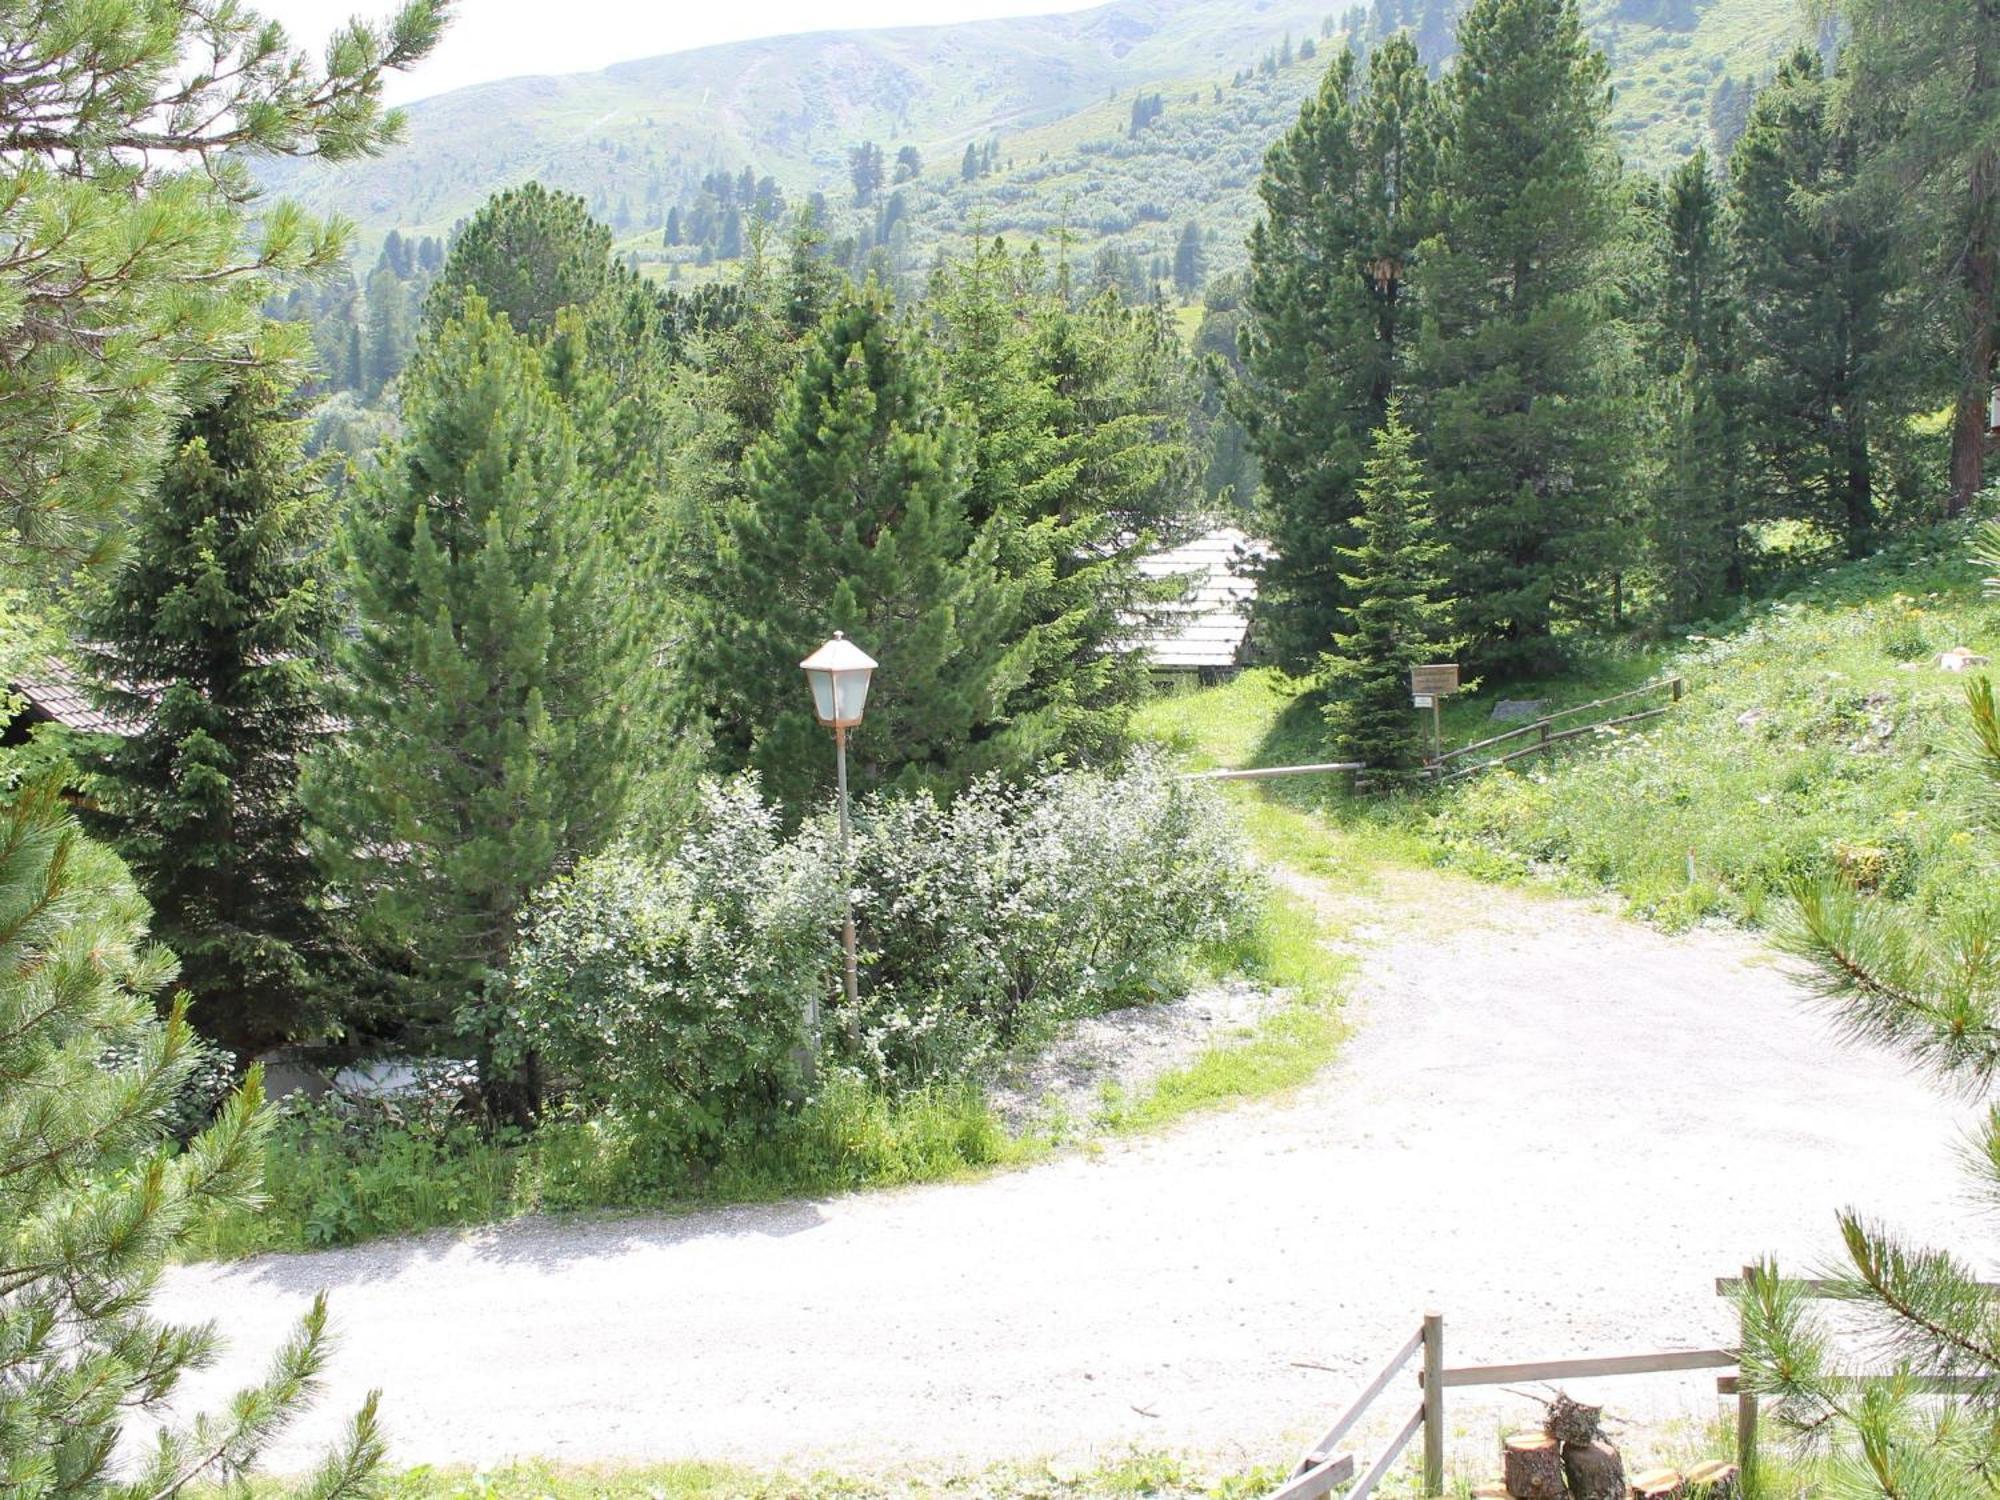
xmin=1173 ymin=219 xmax=1205 ymax=296
xmin=930 ymin=239 xmax=1200 ymax=773
xmin=429 ymin=182 xmax=614 ymax=340
xmin=0 ymin=783 xmax=383 ymax=1497
xmin=1321 ymin=407 xmax=1454 ymax=768
xmin=1730 ymin=49 xmax=1910 ymax=560
xmin=78 ymin=354 xmax=340 ymax=1058
xmin=1647 ymin=150 xmax=1744 ymax=618
xmin=1823 ymin=0 xmax=2000 ymax=516
xmin=687 ymin=286 xmax=1016 ymax=810
xmin=1237 ymin=35 xmax=1435 ymax=672
xmin=1411 ymin=0 xmax=1633 ymax=677
xmin=306 ymin=296 xmax=642 ymax=1078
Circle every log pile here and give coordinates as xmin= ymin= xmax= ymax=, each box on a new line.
xmin=1479 ymin=1390 xmax=1739 ymax=1500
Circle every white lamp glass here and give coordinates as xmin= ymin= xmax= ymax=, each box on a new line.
xmin=800 ymin=632 xmax=877 ymax=728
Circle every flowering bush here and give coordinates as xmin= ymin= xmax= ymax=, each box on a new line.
xmin=499 ymin=758 xmax=1258 ymax=1158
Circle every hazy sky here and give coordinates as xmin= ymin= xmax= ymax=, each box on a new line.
xmin=258 ymin=0 xmax=1105 ymax=102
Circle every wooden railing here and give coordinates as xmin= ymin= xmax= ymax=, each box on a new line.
xmin=1268 ymin=1313 xmax=1736 ymax=1499
xmin=1427 ymin=678 xmax=1685 ymax=783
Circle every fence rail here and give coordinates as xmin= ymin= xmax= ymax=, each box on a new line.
xmin=1427 ymin=677 xmax=1685 ymax=782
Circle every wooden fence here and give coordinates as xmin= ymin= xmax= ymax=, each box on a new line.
xmin=1425 ymin=678 xmax=1685 ymax=783
xmin=1272 ymin=1272 xmax=1999 ymax=1499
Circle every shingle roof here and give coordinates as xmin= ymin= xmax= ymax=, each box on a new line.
xmin=11 ymin=656 xmax=140 ymax=736
xmin=1120 ymin=526 xmax=1270 ymax=670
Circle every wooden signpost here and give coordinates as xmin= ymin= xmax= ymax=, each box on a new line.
xmin=1411 ymin=664 xmax=1460 ymax=760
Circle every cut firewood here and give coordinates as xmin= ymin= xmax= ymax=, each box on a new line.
xmin=1682 ymin=1460 xmax=1740 ymax=1499
xmin=1563 ymin=1438 xmax=1626 ymax=1500
xmin=1544 ymin=1390 xmax=1605 ymax=1446
xmin=1502 ymin=1432 xmax=1566 ymax=1499
xmin=1628 ymin=1469 xmax=1685 ymax=1500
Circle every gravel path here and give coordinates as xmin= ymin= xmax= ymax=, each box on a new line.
xmin=156 ymin=859 xmax=1986 ymax=1478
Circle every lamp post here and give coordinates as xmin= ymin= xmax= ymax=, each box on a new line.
xmin=800 ymin=632 xmax=876 ymax=1023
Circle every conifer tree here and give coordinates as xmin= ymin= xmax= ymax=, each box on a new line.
xmin=1730 ymin=49 xmax=1908 ymax=560
xmin=78 ymin=353 xmax=340 ymax=1058
xmin=0 ymin=784 xmax=387 ymax=1497
xmin=1823 ymin=0 xmax=2000 ymax=516
xmin=1648 ymin=150 xmax=1743 ymax=617
xmin=1411 ymin=0 xmax=1632 ymax=677
xmin=1321 ymin=407 xmax=1453 ymax=768
xmin=1237 ymin=35 xmax=1435 ymax=672
xmin=428 ymin=182 xmax=614 ymax=340
xmin=306 ymin=296 xmax=639 ymax=1112
xmin=687 ymin=286 xmax=1016 ymax=810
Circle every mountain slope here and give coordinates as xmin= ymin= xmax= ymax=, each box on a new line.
xmin=263 ymin=0 xmax=1809 ymax=287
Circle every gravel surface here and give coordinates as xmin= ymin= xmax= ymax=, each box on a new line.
xmin=155 ymin=860 xmax=1986 ymax=1478
xmin=985 ymin=977 xmax=1286 ymax=1132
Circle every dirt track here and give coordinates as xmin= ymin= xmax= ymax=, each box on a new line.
xmin=156 ymin=859 xmax=1984 ymax=1476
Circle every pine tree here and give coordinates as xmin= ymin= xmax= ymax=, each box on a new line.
xmin=362 ymin=264 xmax=411 ymax=399
xmin=429 ymin=182 xmax=614 ymax=341
xmin=686 ymin=286 xmax=1017 ymax=810
xmin=962 ymin=142 xmax=981 ymax=181
xmin=1321 ymin=407 xmax=1453 ymax=768
xmin=305 ymin=296 xmax=640 ymax=1115
xmin=1647 ymin=150 xmax=1743 ymax=618
xmin=1730 ymin=49 xmax=1908 ymax=560
xmin=1742 ymin=527 xmax=2000 ymax=1494
xmin=77 ymin=353 xmax=340 ymax=1059
xmin=1411 ymin=0 xmax=1633 ymax=678
xmin=1173 ymin=220 xmax=1205 ymax=297
xmin=1236 ymin=35 xmax=1435 ymax=672
xmin=1824 ymin=0 xmax=2000 ymax=516
xmin=0 ymin=783 xmax=388 ymax=1497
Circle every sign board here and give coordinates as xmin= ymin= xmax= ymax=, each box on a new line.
xmin=1412 ymin=694 xmax=1435 ymax=709
xmin=1410 ymin=663 xmax=1460 ymax=697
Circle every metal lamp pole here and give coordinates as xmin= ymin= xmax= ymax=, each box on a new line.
xmin=835 ymin=721 xmax=858 ymax=1011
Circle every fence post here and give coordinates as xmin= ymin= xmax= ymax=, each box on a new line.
xmin=1673 ymin=677 xmax=1684 ymax=703
xmin=1423 ymin=1312 xmax=1444 ymax=1496
xmin=1736 ymin=1264 xmax=1759 ymax=1489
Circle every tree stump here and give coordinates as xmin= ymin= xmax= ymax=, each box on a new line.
xmin=1629 ymin=1470 xmax=1686 ymax=1499
xmin=1683 ymin=1460 xmax=1740 ymax=1499
xmin=1502 ymin=1433 xmax=1565 ymax=1499
xmin=1543 ymin=1391 xmax=1604 ymax=1446
xmin=1562 ymin=1438 xmax=1627 ymax=1500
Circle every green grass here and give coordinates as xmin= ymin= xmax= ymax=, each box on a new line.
xmin=1137 ymin=523 xmax=2000 ymax=934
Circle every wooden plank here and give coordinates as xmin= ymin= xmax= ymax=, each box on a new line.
xmin=1422 ymin=1313 xmax=1444 ymax=1497
xmin=1428 ymin=1348 xmax=1738 ymax=1388
xmin=1290 ymin=1326 xmax=1428 ymax=1477
xmin=1265 ymin=1452 xmax=1356 ymax=1500
xmin=1440 ymin=708 xmax=1672 ymax=782
xmin=1182 ymin=761 xmax=1367 ymax=783
xmin=1436 ymin=679 xmax=1683 ymax=764
xmin=1349 ymin=1402 xmax=1429 ymax=1500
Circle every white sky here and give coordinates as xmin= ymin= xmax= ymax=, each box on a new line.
xmin=258 ymin=0 xmax=1106 ymax=102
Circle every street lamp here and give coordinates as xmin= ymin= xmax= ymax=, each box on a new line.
xmin=800 ymin=631 xmax=876 ymax=1021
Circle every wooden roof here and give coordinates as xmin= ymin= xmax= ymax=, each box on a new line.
xmin=1121 ymin=525 xmax=1270 ymax=670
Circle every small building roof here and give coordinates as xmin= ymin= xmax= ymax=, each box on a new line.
xmin=10 ymin=656 xmax=140 ymax=736
xmin=1121 ymin=525 xmax=1271 ymax=671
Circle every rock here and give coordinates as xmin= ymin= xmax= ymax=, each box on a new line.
xmin=1734 ymin=708 xmax=1766 ymax=729
xmin=1938 ymin=647 xmax=1991 ymax=672
xmin=1491 ymin=699 xmax=1550 ymax=723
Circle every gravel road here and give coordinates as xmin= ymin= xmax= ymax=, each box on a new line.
xmin=155 ymin=859 xmax=1986 ymax=1478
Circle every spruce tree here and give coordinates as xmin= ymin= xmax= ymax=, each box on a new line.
xmin=1730 ymin=49 xmax=1907 ymax=560
xmin=305 ymin=296 xmax=640 ymax=1111
xmin=1411 ymin=0 xmax=1633 ymax=677
xmin=1823 ymin=0 xmax=2000 ymax=516
xmin=1321 ymin=407 xmax=1453 ymax=768
xmin=1647 ymin=150 xmax=1743 ymax=618
xmin=687 ymin=286 xmax=1016 ymax=810
xmin=77 ymin=352 xmax=340 ymax=1059
xmin=1237 ymin=35 xmax=1435 ymax=672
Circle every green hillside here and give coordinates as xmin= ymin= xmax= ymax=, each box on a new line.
xmin=265 ymin=0 xmax=1809 ymax=286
